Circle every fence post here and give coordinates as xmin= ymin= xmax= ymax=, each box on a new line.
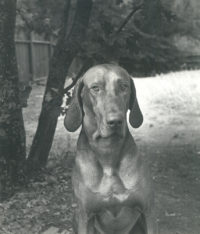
xmin=28 ymin=31 xmax=35 ymax=81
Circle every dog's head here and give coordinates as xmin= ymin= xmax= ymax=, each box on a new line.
xmin=64 ymin=64 xmax=143 ymax=139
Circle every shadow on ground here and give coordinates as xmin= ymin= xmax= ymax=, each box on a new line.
xmin=0 ymin=70 xmax=200 ymax=234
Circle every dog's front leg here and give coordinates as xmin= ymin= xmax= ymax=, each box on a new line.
xmin=74 ymin=205 xmax=96 ymax=234
xmin=145 ymin=208 xmax=158 ymax=234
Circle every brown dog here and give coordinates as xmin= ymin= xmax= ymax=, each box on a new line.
xmin=64 ymin=64 xmax=154 ymax=234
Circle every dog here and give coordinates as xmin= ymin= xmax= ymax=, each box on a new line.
xmin=64 ymin=64 xmax=154 ymax=234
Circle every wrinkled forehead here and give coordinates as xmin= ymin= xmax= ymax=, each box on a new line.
xmin=82 ymin=65 xmax=130 ymax=86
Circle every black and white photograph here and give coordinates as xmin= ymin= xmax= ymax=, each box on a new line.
xmin=0 ymin=0 xmax=200 ymax=233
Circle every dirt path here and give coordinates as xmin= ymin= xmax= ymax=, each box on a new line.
xmin=0 ymin=70 xmax=200 ymax=234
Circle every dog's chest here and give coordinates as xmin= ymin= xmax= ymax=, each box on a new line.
xmin=74 ymin=159 xmax=140 ymax=209
xmin=74 ymin=145 xmax=142 ymax=213
xmin=97 ymin=166 xmax=138 ymax=202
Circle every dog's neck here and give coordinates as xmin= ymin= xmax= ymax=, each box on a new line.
xmin=79 ymin=121 xmax=134 ymax=169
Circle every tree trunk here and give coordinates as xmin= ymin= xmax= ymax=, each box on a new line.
xmin=0 ymin=0 xmax=26 ymax=195
xmin=27 ymin=0 xmax=93 ymax=170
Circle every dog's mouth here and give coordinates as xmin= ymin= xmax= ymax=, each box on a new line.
xmin=92 ymin=128 xmax=124 ymax=141
xmin=100 ymin=133 xmax=122 ymax=140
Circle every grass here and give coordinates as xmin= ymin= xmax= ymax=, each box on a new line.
xmin=135 ymin=70 xmax=200 ymax=114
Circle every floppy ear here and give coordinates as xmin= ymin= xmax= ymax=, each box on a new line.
xmin=129 ymin=78 xmax=143 ymax=128
xmin=64 ymin=79 xmax=83 ymax=132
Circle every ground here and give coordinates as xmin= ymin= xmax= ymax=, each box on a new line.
xmin=0 ymin=70 xmax=200 ymax=234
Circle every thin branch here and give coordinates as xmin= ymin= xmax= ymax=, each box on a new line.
xmin=63 ymin=58 xmax=92 ymax=94
xmin=130 ymin=9 xmax=180 ymax=51
xmin=114 ymin=4 xmax=143 ymax=38
xmin=112 ymin=2 xmax=180 ymax=49
xmin=131 ymin=9 xmax=158 ymax=40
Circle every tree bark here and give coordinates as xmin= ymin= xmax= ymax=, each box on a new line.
xmin=0 ymin=0 xmax=26 ymax=193
xmin=27 ymin=0 xmax=93 ymax=170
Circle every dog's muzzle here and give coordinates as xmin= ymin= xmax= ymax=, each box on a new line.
xmin=94 ymin=112 xmax=126 ymax=140
xmin=106 ymin=114 xmax=123 ymax=129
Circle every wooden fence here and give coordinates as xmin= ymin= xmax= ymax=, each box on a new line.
xmin=15 ymin=33 xmax=55 ymax=83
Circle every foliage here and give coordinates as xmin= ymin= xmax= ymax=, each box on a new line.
xmin=17 ymin=0 xmax=200 ymax=75
xmin=16 ymin=0 xmax=66 ymax=38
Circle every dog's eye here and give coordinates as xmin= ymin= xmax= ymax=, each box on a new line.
xmin=90 ymin=86 xmax=100 ymax=92
xmin=120 ymin=84 xmax=128 ymax=91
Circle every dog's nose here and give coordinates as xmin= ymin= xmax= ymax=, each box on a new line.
xmin=107 ymin=115 xmax=123 ymax=128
